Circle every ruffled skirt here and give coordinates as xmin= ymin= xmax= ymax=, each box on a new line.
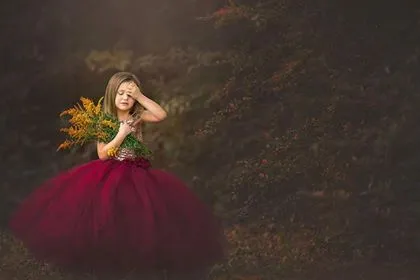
xmin=9 ymin=158 xmax=224 ymax=274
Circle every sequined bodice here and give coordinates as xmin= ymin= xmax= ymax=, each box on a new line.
xmin=114 ymin=148 xmax=139 ymax=161
xmin=112 ymin=118 xmax=148 ymax=161
xmin=112 ymin=147 xmax=152 ymax=169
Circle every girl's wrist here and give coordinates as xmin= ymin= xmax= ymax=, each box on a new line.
xmin=135 ymin=92 xmax=146 ymax=102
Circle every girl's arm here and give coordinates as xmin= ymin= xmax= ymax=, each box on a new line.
xmin=135 ymin=94 xmax=167 ymax=123
xmin=96 ymin=122 xmax=132 ymax=160
xmin=126 ymin=82 xmax=167 ymax=123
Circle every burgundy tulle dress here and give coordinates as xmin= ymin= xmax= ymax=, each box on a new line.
xmin=9 ymin=146 xmax=224 ymax=275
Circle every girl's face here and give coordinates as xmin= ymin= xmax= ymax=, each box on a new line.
xmin=115 ymin=81 xmax=136 ymax=112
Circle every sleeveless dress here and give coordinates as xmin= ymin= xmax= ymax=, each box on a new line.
xmin=8 ymin=131 xmax=225 ymax=274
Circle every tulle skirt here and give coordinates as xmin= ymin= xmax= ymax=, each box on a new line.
xmin=9 ymin=158 xmax=224 ymax=274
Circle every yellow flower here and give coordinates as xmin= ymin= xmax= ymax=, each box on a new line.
xmin=80 ymin=97 xmax=96 ymax=115
xmin=94 ymin=97 xmax=104 ymax=114
xmin=58 ymin=97 xmax=116 ymax=152
xmin=107 ymin=147 xmax=119 ymax=157
xmin=69 ymin=112 xmax=91 ymax=127
xmin=57 ymin=140 xmax=73 ymax=151
xmin=59 ymin=107 xmax=77 ymax=117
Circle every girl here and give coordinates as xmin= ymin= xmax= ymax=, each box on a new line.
xmin=9 ymin=72 xmax=224 ymax=278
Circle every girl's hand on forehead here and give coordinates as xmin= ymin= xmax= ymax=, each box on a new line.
xmin=126 ymin=82 xmax=142 ymax=99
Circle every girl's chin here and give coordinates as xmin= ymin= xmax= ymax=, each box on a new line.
xmin=116 ymin=106 xmax=133 ymax=112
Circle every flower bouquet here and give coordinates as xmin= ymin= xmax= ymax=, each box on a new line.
xmin=57 ymin=97 xmax=152 ymax=157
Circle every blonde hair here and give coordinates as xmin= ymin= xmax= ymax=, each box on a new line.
xmin=103 ymin=72 xmax=144 ymax=119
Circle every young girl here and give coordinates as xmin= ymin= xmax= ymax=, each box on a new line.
xmin=9 ymin=72 xmax=224 ymax=278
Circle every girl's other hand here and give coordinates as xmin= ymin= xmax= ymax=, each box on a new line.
xmin=118 ymin=121 xmax=135 ymax=137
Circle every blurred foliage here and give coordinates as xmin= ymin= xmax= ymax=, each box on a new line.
xmin=2 ymin=0 xmax=420 ymax=279
xmin=76 ymin=0 xmax=420 ymax=277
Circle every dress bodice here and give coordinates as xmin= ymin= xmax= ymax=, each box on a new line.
xmin=114 ymin=147 xmax=139 ymax=161
xmin=112 ymin=118 xmax=149 ymax=161
xmin=112 ymin=146 xmax=152 ymax=169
